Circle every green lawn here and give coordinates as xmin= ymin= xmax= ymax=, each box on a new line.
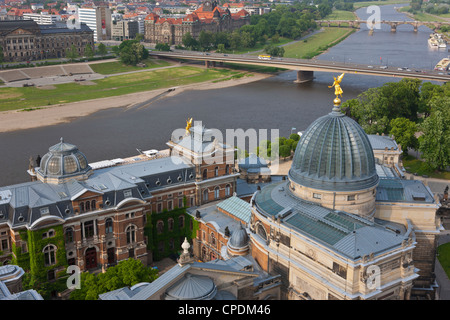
xmin=438 ymin=242 xmax=450 ymax=279
xmin=282 ymin=28 xmax=355 ymax=59
xmin=353 ymin=0 xmax=410 ymax=9
xmin=402 ymin=155 xmax=450 ymax=180
xmin=0 ymin=66 xmax=244 ymax=111
xmin=89 ymin=58 xmax=172 ymax=75
xmin=324 ymin=10 xmax=357 ymax=20
xmin=224 ymin=37 xmax=293 ymax=55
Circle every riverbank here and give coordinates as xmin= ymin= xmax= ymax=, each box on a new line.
xmin=0 ymin=71 xmax=272 ymax=132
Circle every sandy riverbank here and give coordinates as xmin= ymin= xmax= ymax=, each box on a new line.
xmin=0 ymin=72 xmax=272 ymax=133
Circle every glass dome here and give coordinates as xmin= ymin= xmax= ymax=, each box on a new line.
xmin=288 ymin=108 xmax=379 ymax=192
xmin=37 ymin=138 xmax=92 ymax=184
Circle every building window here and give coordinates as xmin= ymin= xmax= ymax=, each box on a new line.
xmin=203 ymin=189 xmax=209 ymax=202
xmin=168 ymin=218 xmax=174 ymax=232
xmin=1 ymin=239 xmax=8 ymax=251
xmin=214 ymin=187 xmax=220 ymax=199
xmin=65 ymin=228 xmax=74 ymax=243
xmin=84 ymin=220 xmax=95 ymax=238
xmin=105 ymin=218 xmax=113 ymax=234
xmin=225 ymin=184 xmax=231 ymax=197
xmin=157 ymin=221 xmax=164 ymax=234
xmin=179 ymin=216 xmax=185 ymax=229
xmin=126 ymin=226 xmax=136 ymax=244
xmin=313 ymin=193 xmax=322 ymax=199
xmin=225 ymin=164 xmax=229 ymax=175
xmin=257 ymin=223 xmax=267 ymax=241
xmin=209 ymin=232 xmax=216 ymax=247
xmin=43 ymin=245 xmax=57 ymax=266
xmin=347 ymin=195 xmax=356 ymax=201
xmin=214 ymin=167 xmax=219 ymax=177
xmin=203 ymin=169 xmax=207 ymax=179
xmin=168 ymin=200 xmax=173 ymax=211
xmin=178 ymin=198 xmax=183 ymax=208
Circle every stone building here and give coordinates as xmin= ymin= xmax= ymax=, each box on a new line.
xmin=0 ymin=20 xmax=94 ymax=62
xmin=99 ymin=239 xmax=281 ymax=300
xmin=0 ymin=121 xmax=238 ymax=285
xmin=144 ymin=0 xmax=250 ymax=45
xmin=248 ymin=100 xmax=440 ymax=300
xmin=111 ymin=20 xmax=139 ymax=41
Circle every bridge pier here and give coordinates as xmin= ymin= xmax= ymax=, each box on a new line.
xmin=294 ymin=70 xmax=314 ymax=84
xmin=205 ymin=61 xmax=216 ymax=68
xmin=391 ymin=25 xmax=397 ymax=32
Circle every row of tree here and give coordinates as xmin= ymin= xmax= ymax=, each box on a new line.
xmin=341 ymin=78 xmax=450 ymax=171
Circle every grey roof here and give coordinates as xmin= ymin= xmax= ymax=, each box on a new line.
xmin=0 ymin=153 xmax=195 ymax=229
xmin=165 ymin=273 xmax=217 ymax=300
xmin=254 ymin=181 xmax=407 ymax=260
xmin=289 ymin=108 xmax=379 ymax=192
xmin=99 ymin=258 xmax=260 ymax=300
xmin=376 ymin=178 xmax=435 ymax=203
xmin=169 ymin=125 xmax=232 ymax=154
xmin=368 ymin=134 xmax=399 ymax=150
xmin=216 ymin=195 xmax=251 ymax=224
xmin=39 ymin=22 xmax=93 ymax=34
xmin=235 ymin=175 xmax=284 ymax=197
xmin=238 ymin=154 xmax=268 ymax=170
xmin=228 ymin=223 xmax=249 ymax=249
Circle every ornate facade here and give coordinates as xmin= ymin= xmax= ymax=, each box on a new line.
xmin=0 ymin=121 xmax=238 ymax=285
xmin=0 ymin=20 xmax=94 ymax=62
xmin=248 ymin=100 xmax=440 ymax=300
xmin=144 ymin=1 xmax=250 ymax=45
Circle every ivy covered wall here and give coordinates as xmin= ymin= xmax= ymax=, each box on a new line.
xmin=146 ymin=204 xmax=199 ymax=261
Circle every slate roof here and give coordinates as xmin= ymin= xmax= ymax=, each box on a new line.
xmin=0 ymin=156 xmax=195 ymax=229
xmin=254 ymin=181 xmax=408 ymax=260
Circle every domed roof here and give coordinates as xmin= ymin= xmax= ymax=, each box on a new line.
xmin=228 ymin=223 xmax=249 ymax=250
xmin=238 ymin=153 xmax=267 ymax=170
xmin=36 ymin=138 xmax=92 ymax=184
xmin=288 ymin=107 xmax=379 ymax=192
xmin=165 ymin=274 xmax=217 ymax=300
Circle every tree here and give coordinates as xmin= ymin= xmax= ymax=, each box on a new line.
xmin=155 ymin=43 xmax=170 ymax=51
xmin=289 ymin=133 xmax=300 ymax=141
xmin=182 ymin=32 xmax=197 ymax=50
xmin=70 ymin=258 xmax=159 ymax=300
xmin=389 ymin=117 xmax=418 ymax=155
xmin=84 ymin=44 xmax=94 ymax=59
xmin=279 ymin=144 xmax=291 ymax=159
xmin=65 ymin=44 xmax=79 ymax=62
xmin=418 ymin=97 xmax=450 ymax=171
xmin=97 ymin=43 xmax=108 ymax=56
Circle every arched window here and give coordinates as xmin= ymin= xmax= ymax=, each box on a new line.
xmin=85 ymin=200 xmax=90 ymax=212
xmin=178 ymin=215 xmax=185 ymax=229
xmin=210 ymin=232 xmax=216 ymax=247
xmin=203 ymin=189 xmax=209 ymax=202
xmin=257 ymin=223 xmax=267 ymax=241
xmin=80 ymin=202 xmax=85 ymax=213
xmin=168 ymin=218 xmax=174 ymax=232
xmin=126 ymin=225 xmax=136 ymax=244
xmin=91 ymin=200 xmax=96 ymax=211
xmin=214 ymin=187 xmax=220 ymax=199
xmin=105 ymin=218 xmax=113 ymax=234
xmin=225 ymin=184 xmax=231 ymax=197
xmin=214 ymin=167 xmax=219 ymax=177
xmin=203 ymin=169 xmax=208 ymax=179
xmin=65 ymin=228 xmax=74 ymax=243
xmin=43 ymin=245 xmax=56 ymax=266
xmin=157 ymin=221 xmax=164 ymax=234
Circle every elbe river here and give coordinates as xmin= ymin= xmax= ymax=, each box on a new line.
xmin=0 ymin=4 xmax=447 ymax=186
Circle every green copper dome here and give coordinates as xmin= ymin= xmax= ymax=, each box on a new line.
xmin=288 ymin=108 xmax=379 ymax=192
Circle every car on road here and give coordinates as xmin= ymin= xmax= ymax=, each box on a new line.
xmin=380 ymin=66 xmax=388 ymax=69
xmin=368 ymin=65 xmax=373 ymax=68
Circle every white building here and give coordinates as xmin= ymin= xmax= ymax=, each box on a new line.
xmin=78 ymin=6 xmax=111 ymax=41
xmin=23 ymin=13 xmax=61 ymax=25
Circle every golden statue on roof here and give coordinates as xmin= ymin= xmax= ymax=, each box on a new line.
xmin=329 ymin=73 xmax=345 ymax=106
xmin=185 ymin=117 xmax=193 ymax=135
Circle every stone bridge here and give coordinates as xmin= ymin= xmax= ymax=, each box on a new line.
xmin=315 ymin=20 xmax=448 ymax=32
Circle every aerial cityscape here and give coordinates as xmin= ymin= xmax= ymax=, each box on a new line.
xmin=0 ymin=0 xmax=449 ymax=306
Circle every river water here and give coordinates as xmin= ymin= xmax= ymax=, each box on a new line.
xmin=0 ymin=4 xmax=447 ymax=186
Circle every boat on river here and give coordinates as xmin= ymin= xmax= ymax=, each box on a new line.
xmin=434 ymin=57 xmax=450 ymax=70
xmin=429 ymin=33 xmax=446 ymax=49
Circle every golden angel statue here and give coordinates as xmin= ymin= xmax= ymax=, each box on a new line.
xmin=185 ymin=117 xmax=193 ymax=135
xmin=329 ymin=73 xmax=345 ymax=98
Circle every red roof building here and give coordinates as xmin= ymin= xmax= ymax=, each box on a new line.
xmin=144 ymin=0 xmax=249 ymax=45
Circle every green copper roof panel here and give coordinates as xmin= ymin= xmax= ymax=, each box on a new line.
xmin=216 ymin=196 xmax=251 ymax=224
